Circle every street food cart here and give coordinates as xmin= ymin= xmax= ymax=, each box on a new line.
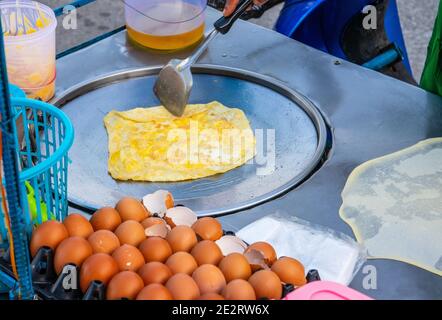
xmin=0 ymin=1 xmax=441 ymax=300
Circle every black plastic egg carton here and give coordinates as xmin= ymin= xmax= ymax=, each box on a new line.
xmin=0 ymin=228 xmax=322 ymax=300
xmin=0 ymin=246 xmax=104 ymax=300
xmin=0 ymin=246 xmax=321 ymax=300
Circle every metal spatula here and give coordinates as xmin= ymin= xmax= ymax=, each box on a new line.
xmin=154 ymin=0 xmax=254 ymax=117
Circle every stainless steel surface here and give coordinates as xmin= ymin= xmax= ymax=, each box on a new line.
xmin=55 ymin=8 xmax=442 ymax=299
xmin=53 ymin=66 xmax=327 ymax=216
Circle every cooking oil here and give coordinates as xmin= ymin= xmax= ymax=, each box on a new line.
xmin=127 ymin=23 xmax=204 ymax=51
xmin=125 ymin=1 xmax=206 ymax=51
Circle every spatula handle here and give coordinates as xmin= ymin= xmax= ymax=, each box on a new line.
xmin=214 ymin=0 xmax=254 ymax=34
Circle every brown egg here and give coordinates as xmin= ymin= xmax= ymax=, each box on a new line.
xmin=54 ymin=236 xmax=93 ymax=274
xmin=166 ymin=252 xmax=198 ymax=275
xmin=166 ymin=273 xmax=200 ymax=300
xmin=139 ymin=237 xmax=172 ymax=263
xmin=80 ymin=253 xmax=119 ymax=292
xmin=30 ymin=220 xmax=69 ymax=257
xmin=63 ymin=214 xmax=94 ymax=238
xmin=218 ymin=253 xmax=252 ymax=282
xmin=141 ymin=217 xmax=167 ymax=229
xmin=192 ymin=264 xmax=226 ymax=295
xmin=138 ymin=262 xmax=172 ymax=285
xmin=222 ymin=279 xmax=256 ymax=300
xmin=136 ymin=284 xmax=173 ymax=300
xmin=166 ymin=225 xmax=197 ymax=253
xmin=90 ymin=207 xmax=121 ymax=231
xmin=271 ymin=257 xmax=306 ymax=286
xmin=88 ymin=230 xmax=120 ymax=254
xmin=114 ymin=220 xmax=146 ymax=246
xmin=106 ymin=271 xmax=144 ymax=300
xmin=190 ymin=240 xmax=223 ymax=265
xmin=192 ymin=217 xmax=223 ymax=241
xmin=199 ymin=293 xmax=225 ymax=300
xmin=244 ymin=242 xmax=277 ymax=269
xmin=116 ymin=197 xmax=149 ymax=222
xmin=112 ymin=244 xmax=145 ymax=272
xmin=248 ymin=270 xmax=282 ymax=300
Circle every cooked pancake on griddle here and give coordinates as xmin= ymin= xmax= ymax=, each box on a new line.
xmin=104 ymin=101 xmax=256 ymax=181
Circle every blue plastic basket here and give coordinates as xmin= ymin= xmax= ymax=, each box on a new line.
xmin=0 ymin=97 xmax=74 ymax=246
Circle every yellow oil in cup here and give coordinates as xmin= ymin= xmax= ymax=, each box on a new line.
xmin=124 ymin=0 xmax=207 ymax=51
xmin=1 ymin=1 xmax=57 ymax=102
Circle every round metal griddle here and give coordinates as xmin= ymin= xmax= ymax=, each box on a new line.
xmin=53 ymin=65 xmax=327 ymax=216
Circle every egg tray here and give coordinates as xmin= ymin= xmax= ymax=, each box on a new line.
xmin=0 ymin=247 xmax=104 ymax=300
xmin=0 ymin=238 xmax=321 ymax=300
xmin=1 ymin=247 xmax=321 ymax=300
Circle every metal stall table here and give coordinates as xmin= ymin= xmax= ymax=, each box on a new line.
xmin=53 ymin=7 xmax=442 ymax=299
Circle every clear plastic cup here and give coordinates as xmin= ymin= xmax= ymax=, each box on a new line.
xmin=1 ymin=1 xmax=57 ymax=101
xmin=124 ymin=0 xmax=207 ymax=51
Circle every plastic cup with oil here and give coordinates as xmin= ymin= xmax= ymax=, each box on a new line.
xmin=124 ymin=0 xmax=207 ymax=51
xmin=1 ymin=0 xmax=57 ymax=101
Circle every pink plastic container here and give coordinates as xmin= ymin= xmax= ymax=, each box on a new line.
xmin=284 ymin=281 xmax=373 ymax=300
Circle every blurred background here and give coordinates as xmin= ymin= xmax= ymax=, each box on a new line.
xmin=40 ymin=0 xmax=438 ymax=81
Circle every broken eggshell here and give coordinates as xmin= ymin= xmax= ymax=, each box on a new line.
xmin=145 ymin=223 xmax=170 ymax=238
xmin=142 ymin=190 xmax=174 ymax=217
xmin=215 ymin=235 xmax=248 ymax=256
xmin=164 ymin=207 xmax=197 ymax=228
xmin=243 ymin=249 xmax=269 ymax=272
xmin=141 ymin=217 xmax=166 ymax=229
xmin=244 ymin=241 xmax=277 ymax=267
